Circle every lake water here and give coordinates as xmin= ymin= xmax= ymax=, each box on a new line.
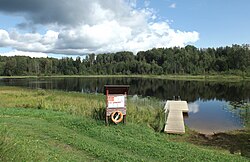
xmin=0 ymin=77 xmax=249 ymax=134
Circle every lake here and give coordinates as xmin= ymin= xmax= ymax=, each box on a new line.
xmin=0 ymin=77 xmax=249 ymax=134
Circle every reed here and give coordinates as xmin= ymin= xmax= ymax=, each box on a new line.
xmin=0 ymin=86 xmax=165 ymax=130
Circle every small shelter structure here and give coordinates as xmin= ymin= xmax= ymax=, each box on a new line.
xmin=104 ymin=85 xmax=129 ymax=124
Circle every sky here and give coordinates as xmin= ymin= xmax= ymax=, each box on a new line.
xmin=0 ymin=0 xmax=249 ymax=58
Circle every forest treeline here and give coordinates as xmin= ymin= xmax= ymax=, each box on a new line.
xmin=0 ymin=44 xmax=249 ymax=76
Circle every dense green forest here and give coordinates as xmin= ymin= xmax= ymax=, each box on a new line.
xmin=0 ymin=45 xmax=249 ymax=76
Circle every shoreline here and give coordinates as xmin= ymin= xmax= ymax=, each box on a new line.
xmin=0 ymin=74 xmax=250 ymax=82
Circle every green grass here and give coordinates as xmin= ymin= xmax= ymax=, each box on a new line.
xmin=0 ymin=108 xmax=248 ymax=161
xmin=0 ymin=86 xmax=249 ymax=161
xmin=0 ymin=86 xmax=165 ymax=130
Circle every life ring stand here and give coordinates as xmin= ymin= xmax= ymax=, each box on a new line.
xmin=111 ymin=111 xmax=123 ymax=124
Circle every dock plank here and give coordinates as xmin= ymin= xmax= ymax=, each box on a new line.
xmin=164 ymin=100 xmax=189 ymax=134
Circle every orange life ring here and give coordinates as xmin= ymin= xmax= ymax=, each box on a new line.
xmin=111 ymin=111 xmax=123 ymax=124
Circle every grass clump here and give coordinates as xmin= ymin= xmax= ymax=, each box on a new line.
xmin=0 ymin=127 xmax=8 ymax=161
xmin=127 ymin=95 xmax=165 ymax=131
xmin=0 ymin=86 xmax=105 ymax=116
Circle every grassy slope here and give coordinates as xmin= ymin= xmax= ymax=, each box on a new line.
xmin=1 ymin=108 xmax=247 ymax=161
xmin=0 ymin=86 xmax=249 ymax=161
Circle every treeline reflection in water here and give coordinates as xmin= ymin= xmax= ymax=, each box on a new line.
xmin=1 ymin=77 xmax=249 ymax=102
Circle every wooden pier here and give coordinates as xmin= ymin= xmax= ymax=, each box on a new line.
xmin=164 ymin=100 xmax=189 ymax=134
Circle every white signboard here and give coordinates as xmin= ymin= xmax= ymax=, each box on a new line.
xmin=108 ymin=95 xmax=125 ymax=108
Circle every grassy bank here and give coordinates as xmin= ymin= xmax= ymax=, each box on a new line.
xmin=0 ymin=86 xmax=249 ymax=161
xmin=0 ymin=86 xmax=164 ymax=130
xmin=1 ymin=108 xmax=248 ymax=161
xmin=1 ymin=74 xmax=250 ymax=81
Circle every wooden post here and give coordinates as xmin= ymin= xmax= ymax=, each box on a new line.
xmin=124 ymin=92 xmax=127 ymax=124
xmin=105 ymin=89 xmax=109 ymax=125
xmin=123 ymin=115 xmax=126 ymax=124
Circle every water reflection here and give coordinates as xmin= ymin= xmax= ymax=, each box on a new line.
xmin=185 ymin=100 xmax=244 ymax=134
xmin=0 ymin=77 xmax=249 ymax=133
xmin=1 ymin=77 xmax=249 ymax=102
xmin=188 ymin=102 xmax=200 ymax=113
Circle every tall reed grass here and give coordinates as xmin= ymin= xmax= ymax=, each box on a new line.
xmin=0 ymin=86 xmax=166 ymax=130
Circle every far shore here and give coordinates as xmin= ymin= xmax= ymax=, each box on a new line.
xmin=0 ymin=74 xmax=250 ymax=82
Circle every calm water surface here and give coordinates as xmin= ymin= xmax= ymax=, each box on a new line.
xmin=0 ymin=77 xmax=249 ymax=134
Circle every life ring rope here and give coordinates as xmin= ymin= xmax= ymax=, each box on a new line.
xmin=111 ymin=111 xmax=123 ymax=124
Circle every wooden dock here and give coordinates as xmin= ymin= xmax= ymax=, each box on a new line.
xmin=164 ymin=100 xmax=189 ymax=134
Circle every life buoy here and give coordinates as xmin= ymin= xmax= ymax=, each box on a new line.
xmin=111 ymin=111 xmax=123 ymax=124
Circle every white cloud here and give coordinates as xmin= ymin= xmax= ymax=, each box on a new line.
xmin=0 ymin=29 xmax=59 ymax=53
xmin=41 ymin=30 xmax=59 ymax=45
xmin=129 ymin=0 xmax=137 ymax=8
xmin=0 ymin=50 xmax=48 ymax=58
xmin=0 ymin=0 xmax=199 ymax=55
xmin=188 ymin=102 xmax=200 ymax=113
xmin=169 ymin=3 xmax=176 ymax=9
xmin=0 ymin=29 xmax=14 ymax=46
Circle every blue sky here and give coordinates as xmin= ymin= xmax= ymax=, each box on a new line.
xmin=145 ymin=0 xmax=250 ymax=48
xmin=0 ymin=0 xmax=249 ymax=58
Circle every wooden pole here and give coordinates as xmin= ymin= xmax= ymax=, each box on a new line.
xmin=105 ymin=89 xmax=109 ymax=125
